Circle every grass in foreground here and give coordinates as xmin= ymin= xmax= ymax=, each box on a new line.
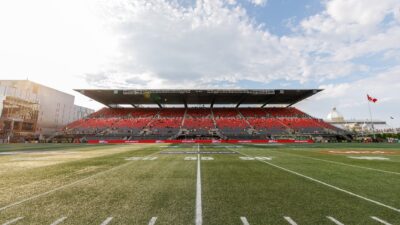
xmin=0 ymin=143 xmax=399 ymax=224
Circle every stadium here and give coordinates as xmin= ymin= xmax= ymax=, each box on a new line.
xmin=57 ymin=89 xmax=349 ymax=143
xmin=1 ymin=0 xmax=400 ymax=224
xmin=1 ymin=86 xmax=399 ymax=225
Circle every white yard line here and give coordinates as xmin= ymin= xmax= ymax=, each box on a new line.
xmin=240 ymin=217 xmax=250 ymax=225
xmin=327 ymin=216 xmax=345 ymax=225
xmin=0 ymin=150 xmax=163 ymax=212
xmin=231 ymin=149 xmax=400 ymax=213
xmin=2 ymin=217 xmax=24 ymax=225
xmin=50 ymin=217 xmax=67 ymax=225
xmin=100 ymin=217 xmax=113 ymax=225
xmin=371 ymin=216 xmax=393 ymax=225
xmin=195 ymin=144 xmax=203 ymax=225
xmin=148 ymin=217 xmax=158 ymax=225
xmin=284 ymin=216 xmax=298 ymax=225
xmin=273 ymin=150 xmax=400 ymax=176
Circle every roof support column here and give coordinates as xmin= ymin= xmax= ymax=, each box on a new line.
xmin=155 ymin=102 xmax=162 ymax=108
xmin=261 ymin=95 xmax=276 ymax=108
xmin=236 ymin=94 xmax=247 ymax=108
xmin=210 ymin=95 xmax=216 ymax=108
xmin=183 ymin=96 xmax=188 ymax=108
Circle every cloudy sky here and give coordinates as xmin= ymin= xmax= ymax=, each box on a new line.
xmin=0 ymin=0 xmax=399 ymax=126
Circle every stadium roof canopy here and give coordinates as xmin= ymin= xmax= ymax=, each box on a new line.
xmin=75 ymin=89 xmax=322 ymax=108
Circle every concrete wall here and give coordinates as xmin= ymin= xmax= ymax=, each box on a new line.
xmin=0 ymin=80 xmax=93 ymax=135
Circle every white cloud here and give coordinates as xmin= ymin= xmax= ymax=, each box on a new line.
xmin=298 ymin=66 xmax=400 ymax=126
xmin=248 ymin=0 xmax=267 ymax=7
xmin=86 ymin=0 xmax=383 ymax=87
xmin=87 ymin=0 xmax=307 ymax=88
xmin=331 ymin=26 xmax=400 ymax=61
xmin=326 ymin=0 xmax=397 ymax=26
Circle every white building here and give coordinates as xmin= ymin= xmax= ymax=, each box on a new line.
xmin=0 ymin=80 xmax=93 ymax=136
xmin=325 ymin=107 xmax=386 ymax=133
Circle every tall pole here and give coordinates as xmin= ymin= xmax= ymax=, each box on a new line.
xmin=367 ymin=98 xmax=376 ymax=139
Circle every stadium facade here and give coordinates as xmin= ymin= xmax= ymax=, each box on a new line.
xmin=0 ymin=80 xmax=94 ymax=142
xmin=57 ymin=89 xmax=350 ymax=143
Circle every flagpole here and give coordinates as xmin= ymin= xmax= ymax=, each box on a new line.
xmin=367 ymin=96 xmax=376 ymax=139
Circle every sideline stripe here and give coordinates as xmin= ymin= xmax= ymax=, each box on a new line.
xmin=270 ymin=149 xmax=400 ymax=176
xmin=231 ymin=149 xmax=400 ymax=213
xmin=100 ymin=217 xmax=113 ymax=225
xmin=0 ymin=149 xmax=163 ymax=212
xmin=195 ymin=144 xmax=203 ymax=225
xmin=371 ymin=216 xmax=392 ymax=225
xmin=2 ymin=217 xmax=24 ymax=225
xmin=50 ymin=217 xmax=67 ymax=225
xmin=240 ymin=217 xmax=250 ymax=225
xmin=284 ymin=216 xmax=298 ymax=225
xmin=327 ymin=216 xmax=345 ymax=225
xmin=148 ymin=217 xmax=157 ymax=225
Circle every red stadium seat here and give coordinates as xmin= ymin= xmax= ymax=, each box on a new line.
xmin=64 ymin=106 xmax=339 ymax=139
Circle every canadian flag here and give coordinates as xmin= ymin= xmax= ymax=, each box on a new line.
xmin=367 ymin=94 xmax=378 ymax=103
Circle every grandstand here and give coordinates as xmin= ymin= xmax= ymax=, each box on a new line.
xmin=59 ymin=89 xmax=348 ymax=143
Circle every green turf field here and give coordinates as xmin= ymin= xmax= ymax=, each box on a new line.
xmin=0 ymin=143 xmax=399 ymax=225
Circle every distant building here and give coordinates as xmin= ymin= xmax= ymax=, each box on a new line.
xmin=326 ymin=107 xmax=344 ymax=122
xmin=325 ymin=107 xmax=386 ymax=133
xmin=0 ymin=80 xmax=93 ymax=139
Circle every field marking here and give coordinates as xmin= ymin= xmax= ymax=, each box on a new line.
xmin=100 ymin=217 xmax=113 ymax=225
xmin=201 ymin=157 xmax=214 ymax=160
xmin=258 ymin=148 xmax=400 ymax=176
xmin=284 ymin=216 xmax=298 ymax=225
xmin=240 ymin=216 xmax=250 ymax=225
xmin=325 ymin=150 xmax=398 ymax=155
xmin=371 ymin=216 xmax=392 ymax=225
xmin=125 ymin=157 xmax=158 ymax=161
xmin=327 ymin=216 xmax=345 ymax=225
xmin=143 ymin=157 xmax=158 ymax=161
xmin=195 ymin=144 xmax=203 ymax=225
xmin=50 ymin=217 xmax=67 ymax=225
xmin=148 ymin=217 xmax=158 ymax=225
xmin=348 ymin=156 xmax=389 ymax=160
xmin=239 ymin=157 xmax=255 ymax=160
xmin=0 ymin=149 xmax=164 ymax=212
xmin=294 ymin=154 xmax=400 ymax=175
xmin=185 ymin=157 xmax=197 ymax=160
xmin=2 ymin=217 xmax=24 ymax=225
xmin=186 ymin=156 xmax=214 ymax=160
xmin=255 ymin=156 xmax=272 ymax=161
xmin=239 ymin=156 xmax=272 ymax=161
xmin=231 ymin=149 xmax=400 ymax=213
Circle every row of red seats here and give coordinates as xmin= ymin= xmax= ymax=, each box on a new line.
xmin=88 ymin=107 xmax=308 ymax=119
xmin=239 ymin=108 xmax=267 ymax=117
xmin=267 ymin=108 xmax=307 ymax=117
xmin=239 ymin=107 xmax=307 ymax=118
xmin=183 ymin=118 xmax=214 ymax=129
xmin=186 ymin=108 xmax=211 ymax=117
xmin=158 ymin=108 xmax=185 ymax=117
xmin=247 ymin=118 xmax=333 ymax=131
xmin=148 ymin=118 xmax=182 ymax=128
xmin=90 ymin=108 xmax=158 ymax=118
xmin=66 ymin=118 xmax=115 ymax=128
xmin=215 ymin=118 xmax=248 ymax=128
xmin=280 ymin=118 xmax=327 ymax=128
xmin=67 ymin=118 xmax=152 ymax=129
xmin=66 ymin=107 xmax=335 ymax=133
xmin=212 ymin=108 xmax=238 ymax=117
xmin=112 ymin=118 xmax=152 ymax=128
xmin=311 ymin=119 xmax=337 ymax=130
xmin=247 ymin=118 xmax=287 ymax=129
